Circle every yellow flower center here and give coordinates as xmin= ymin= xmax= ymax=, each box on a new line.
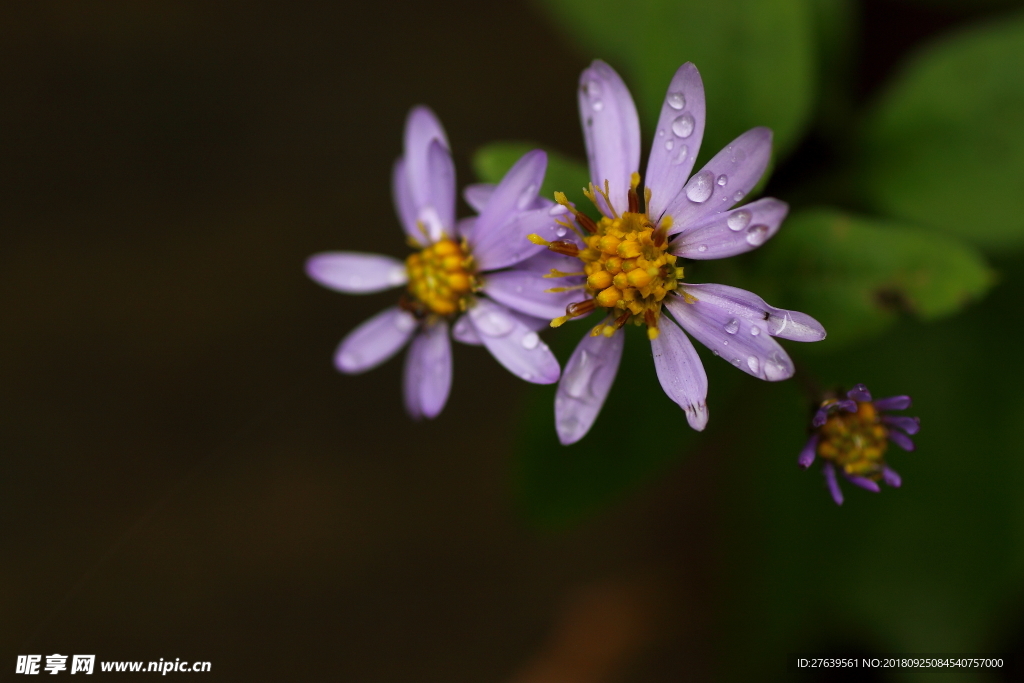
xmin=532 ymin=173 xmax=683 ymax=340
xmin=817 ymin=401 xmax=890 ymax=479
xmin=403 ymin=238 xmax=476 ymax=317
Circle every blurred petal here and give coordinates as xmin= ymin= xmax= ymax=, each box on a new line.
xmin=423 ymin=138 xmax=456 ymax=238
xmin=468 ymin=299 xmax=560 ymax=384
xmin=823 ymin=463 xmax=844 ymax=505
xmin=845 ymin=474 xmax=881 ymax=493
xmin=403 ymin=106 xmax=449 ymax=209
xmin=645 ymin=63 xmax=706 ymax=222
xmin=463 ymin=183 xmax=496 ymax=212
xmin=474 ymin=206 xmax=564 ymax=272
xmin=650 ymin=316 xmax=708 ymax=430
xmin=452 ymin=314 xmax=482 ymax=345
xmin=874 ymin=395 xmax=912 ymax=411
xmin=306 ymin=252 xmax=407 ymax=293
xmin=578 ymin=60 xmax=640 ymax=216
xmin=882 ymin=415 xmax=920 ymax=435
xmin=482 ymin=269 xmax=584 ymax=320
xmin=798 ymin=434 xmax=819 ymax=468
xmin=677 ymin=283 xmax=826 ymax=342
xmin=888 ymin=430 xmax=916 ymax=451
xmin=335 ymin=306 xmax=417 ymax=374
xmin=455 ymin=216 xmax=476 ymax=241
xmin=883 ymin=467 xmax=902 ymax=488
xmin=847 ymin=384 xmax=872 ymax=402
xmin=471 ymin=150 xmax=550 ymax=270
xmin=555 ymin=330 xmax=625 ymax=445
xmin=665 ymin=294 xmax=794 ymax=382
xmin=404 ymin=320 xmax=452 ymax=419
xmin=392 ymin=158 xmax=418 ymax=239
xmin=662 ymin=127 xmax=773 ymax=228
xmin=669 ymin=198 xmax=788 ymax=260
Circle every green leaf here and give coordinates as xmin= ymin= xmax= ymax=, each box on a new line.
xmin=743 ymin=208 xmax=994 ymax=349
xmin=472 ymin=141 xmax=591 ymax=206
xmin=531 ymin=0 xmax=816 ymax=159
xmin=859 ymin=12 xmax=1024 ymax=250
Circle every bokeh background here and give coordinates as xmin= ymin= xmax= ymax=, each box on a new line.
xmin=3 ymin=1 xmax=1024 ymax=681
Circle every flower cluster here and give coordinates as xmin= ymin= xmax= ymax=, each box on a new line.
xmin=307 ymin=61 xmax=829 ymax=442
xmin=799 ymin=384 xmax=920 ymax=505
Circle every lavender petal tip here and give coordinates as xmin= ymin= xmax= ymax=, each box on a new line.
xmin=874 ymin=395 xmax=912 ymax=411
xmin=888 ymin=429 xmax=916 ymax=452
xmin=798 ymin=434 xmax=819 ymax=469
xmin=883 ymin=467 xmax=902 ymax=488
xmin=823 ymin=463 xmax=843 ymax=506
xmin=882 ymin=415 xmax=920 ymax=435
xmin=845 ymin=474 xmax=881 ymax=493
xmin=847 ymin=384 xmax=872 ymax=402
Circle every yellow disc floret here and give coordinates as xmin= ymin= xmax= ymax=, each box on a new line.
xmin=817 ymin=401 xmax=890 ymax=479
xmin=536 ymin=174 xmax=683 ymax=340
xmin=404 ymin=238 xmax=476 ymax=317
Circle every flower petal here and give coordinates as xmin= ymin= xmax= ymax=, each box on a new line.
xmin=668 ymin=198 xmax=788 ymax=260
xmin=403 ymin=320 xmax=452 ymax=419
xmin=463 ymin=183 xmax=495 ymax=213
xmin=845 ymin=474 xmax=881 ymax=493
xmin=470 ymin=150 xmax=551 ymax=271
xmin=456 ymin=216 xmax=476 ymax=241
xmin=882 ymin=415 xmax=920 ymax=435
xmin=847 ymin=384 xmax=872 ymax=402
xmin=474 ymin=206 xmax=565 ymax=272
xmin=664 ymin=293 xmax=795 ymax=382
xmin=306 ymin=252 xmax=407 ymax=294
xmin=515 ymin=247 xmax=585 ymax=274
xmin=578 ymin=60 xmax=640 ymax=217
xmin=874 ymin=395 xmax=912 ymax=411
xmin=555 ymin=330 xmax=625 ymax=445
xmin=645 ymin=63 xmax=706 ymax=223
xmin=392 ymin=157 xmax=418 ymax=240
xmin=468 ymin=298 xmax=560 ymax=384
xmin=662 ymin=127 xmax=774 ymax=229
xmin=798 ymin=434 xmax=819 ymax=468
xmin=883 ymin=467 xmax=902 ymax=488
xmin=650 ymin=316 xmax=708 ymax=430
xmin=823 ymin=462 xmax=844 ymax=505
xmin=452 ymin=314 xmax=482 ymax=346
xmin=677 ymin=283 xmax=826 ymax=342
xmin=335 ymin=306 xmax=417 ymax=374
xmin=481 ymin=269 xmax=584 ymax=320
xmin=888 ymin=430 xmax=916 ymax=451
xmin=422 ymin=138 xmax=456 ymax=240
xmin=403 ymin=106 xmax=449 ymax=210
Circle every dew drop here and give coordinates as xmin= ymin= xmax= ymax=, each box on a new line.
xmin=685 ymin=170 xmax=715 ymax=203
xmin=764 ymin=358 xmax=789 ymax=381
xmin=592 ymin=99 xmax=604 ymax=112
xmin=658 ymin=129 xmax=665 ymax=137
xmin=670 ymin=145 xmax=689 ymax=166
xmin=723 ymin=340 xmax=729 ymax=346
xmin=671 ymin=113 xmax=695 ymax=138
xmin=549 ymin=203 xmax=568 ymax=216
xmin=665 ymin=139 xmax=674 ymax=151
xmin=555 ymin=227 xmax=567 ymax=237
xmin=746 ymin=356 xmax=760 ymax=374
xmin=750 ymin=326 xmax=760 ymax=336
xmin=745 ymin=224 xmax=770 ymax=246
xmin=716 ymin=174 xmax=728 ymax=187
xmin=521 ymin=372 xmax=534 ymax=381
xmin=521 ymin=331 xmax=539 ymax=350
xmin=697 ymin=244 xmax=708 ymax=253
xmin=395 ymin=313 xmax=416 ymax=333
xmin=724 ymin=318 xmax=739 ymax=334
xmin=666 ymin=92 xmax=685 ymax=110
xmin=471 ymin=307 xmax=514 ymax=337
xmin=733 ymin=190 xmax=745 ymax=202
xmin=727 ymin=210 xmax=751 ymax=231
xmin=563 ymin=350 xmax=599 ymax=399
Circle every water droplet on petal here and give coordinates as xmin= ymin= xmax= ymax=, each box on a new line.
xmin=666 ymin=92 xmax=685 ymax=110
xmin=725 ymin=318 xmax=739 ymax=334
xmin=750 ymin=326 xmax=760 ymax=336
xmin=727 ymin=210 xmax=751 ymax=231
xmin=658 ymin=129 xmax=665 ymax=137
xmin=563 ymin=350 xmax=600 ymax=399
xmin=723 ymin=340 xmax=729 ymax=346
xmin=733 ymin=190 xmax=745 ymax=202
xmin=555 ymin=227 xmax=567 ymax=237
xmin=592 ymin=99 xmax=604 ymax=112
xmin=764 ymin=358 xmax=789 ymax=381
xmin=747 ymin=356 xmax=760 ymax=374
xmin=395 ymin=313 xmax=416 ymax=333
xmin=745 ymin=224 xmax=770 ymax=246
xmin=549 ymin=203 xmax=568 ymax=216
xmin=697 ymin=244 xmax=708 ymax=253
xmin=670 ymin=145 xmax=689 ymax=166
xmin=521 ymin=331 xmax=539 ymax=349
xmin=521 ymin=371 xmax=534 ymax=380
xmin=665 ymin=139 xmax=674 ymax=151
xmin=685 ymin=170 xmax=715 ymax=203
xmin=471 ymin=307 xmax=515 ymax=337
xmin=671 ymin=113 xmax=695 ymax=138
xmin=716 ymin=174 xmax=728 ymax=187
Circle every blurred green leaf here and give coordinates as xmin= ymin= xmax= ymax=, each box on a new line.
xmin=532 ymin=0 xmax=816 ymax=159
xmin=745 ymin=208 xmax=994 ymax=349
xmin=472 ymin=141 xmax=590 ymax=205
xmin=859 ymin=12 xmax=1024 ymax=250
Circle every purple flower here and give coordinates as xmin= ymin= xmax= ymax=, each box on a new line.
xmin=535 ymin=61 xmax=826 ymax=444
xmin=306 ymin=106 xmax=569 ymax=419
xmin=799 ymin=383 xmax=920 ymax=505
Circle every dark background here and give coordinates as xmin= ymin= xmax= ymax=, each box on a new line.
xmin=0 ymin=1 xmax=1015 ymax=680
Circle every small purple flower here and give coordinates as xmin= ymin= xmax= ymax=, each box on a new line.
xmin=534 ymin=61 xmax=826 ymax=444
xmin=799 ymin=383 xmax=920 ymax=505
xmin=306 ymin=107 xmax=569 ymax=419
